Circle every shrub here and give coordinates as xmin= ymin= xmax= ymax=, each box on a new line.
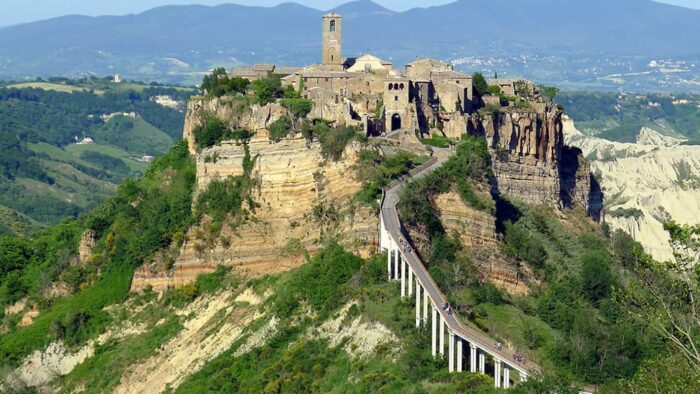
xmin=317 ymin=124 xmax=357 ymax=161
xmin=268 ymin=116 xmax=293 ymax=142
xmin=252 ymin=75 xmax=283 ymax=105
xmin=280 ymin=98 xmax=312 ymax=119
xmin=201 ymin=68 xmax=249 ymax=97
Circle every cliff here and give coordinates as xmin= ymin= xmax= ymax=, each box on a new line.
xmin=434 ymin=191 xmax=532 ymax=295
xmin=132 ymin=99 xmax=377 ymax=292
xmin=478 ymin=105 xmax=602 ymax=220
xmin=183 ymin=96 xmax=287 ymax=155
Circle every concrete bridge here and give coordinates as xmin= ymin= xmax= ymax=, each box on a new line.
xmin=378 ymin=153 xmax=539 ymax=388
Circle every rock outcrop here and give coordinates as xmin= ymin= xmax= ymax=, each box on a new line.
xmin=78 ymin=229 xmax=96 ymax=264
xmin=183 ymin=96 xmax=287 ymax=155
xmin=479 ymin=105 xmax=602 ymax=220
xmin=132 ymin=128 xmax=378 ymax=292
xmin=435 ymin=190 xmax=532 ymax=295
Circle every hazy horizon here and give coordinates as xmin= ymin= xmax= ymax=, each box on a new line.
xmin=1 ymin=0 xmax=700 ymax=27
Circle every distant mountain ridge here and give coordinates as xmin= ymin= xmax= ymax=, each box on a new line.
xmin=0 ymin=0 xmax=699 ymax=83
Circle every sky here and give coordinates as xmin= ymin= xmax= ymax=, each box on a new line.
xmin=1 ymin=0 xmax=699 ymax=27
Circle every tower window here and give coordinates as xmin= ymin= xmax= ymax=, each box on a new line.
xmin=330 ymin=20 xmax=336 ymax=32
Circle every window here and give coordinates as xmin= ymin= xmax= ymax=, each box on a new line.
xmin=330 ymin=20 xmax=336 ymax=32
xmin=399 ymin=83 xmax=405 ymax=90
xmin=388 ymin=84 xmax=393 ymax=91
xmin=395 ymin=96 xmax=398 ymax=101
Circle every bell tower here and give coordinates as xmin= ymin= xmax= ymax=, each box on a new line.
xmin=322 ymin=12 xmax=342 ymax=66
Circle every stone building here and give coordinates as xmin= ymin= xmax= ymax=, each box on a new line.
xmin=227 ymin=12 xmax=541 ymax=138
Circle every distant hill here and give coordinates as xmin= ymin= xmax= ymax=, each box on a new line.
xmin=0 ymin=0 xmax=699 ymax=86
xmin=0 ymin=80 xmax=196 ymax=232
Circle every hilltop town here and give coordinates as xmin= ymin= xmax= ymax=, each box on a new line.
xmin=230 ymin=12 xmax=546 ymax=140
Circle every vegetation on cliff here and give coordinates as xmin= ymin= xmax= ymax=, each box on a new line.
xmin=0 ymin=140 xmax=195 ymax=365
xmin=396 ymin=134 xmax=699 ymax=389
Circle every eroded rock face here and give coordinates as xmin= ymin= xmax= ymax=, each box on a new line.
xmin=479 ymin=105 xmax=602 ymax=219
xmin=183 ymin=97 xmax=287 ymax=154
xmin=78 ymin=229 xmax=96 ymax=264
xmin=434 ymin=190 xmax=532 ymax=295
xmin=132 ymin=132 xmax=378 ymax=292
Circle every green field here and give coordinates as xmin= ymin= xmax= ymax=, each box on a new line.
xmin=6 ymin=82 xmax=104 ymax=95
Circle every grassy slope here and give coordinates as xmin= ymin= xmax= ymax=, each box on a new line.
xmin=0 ymin=141 xmax=196 ymax=366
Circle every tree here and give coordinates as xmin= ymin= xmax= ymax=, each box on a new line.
xmin=253 ymin=75 xmax=283 ymax=105
xmin=540 ymin=85 xmax=560 ymax=103
xmin=472 ymin=72 xmax=489 ymax=97
xmin=623 ymin=221 xmax=700 ymax=372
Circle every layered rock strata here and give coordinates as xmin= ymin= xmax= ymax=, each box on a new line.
xmin=435 ymin=190 xmax=531 ymax=295
xmin=480 ymin=106 xmax=602 ymax=219
xmin=132 ymin=132 xmax=377 ymax=292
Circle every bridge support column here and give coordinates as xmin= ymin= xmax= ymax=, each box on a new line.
xmin=408 ymin=267 xmax=413 ymax=296
xmin=415 ymin=282 xmax=421 ymax=327
xmin=494 ymin=359 xmax=502 ymax=388
xmin=431 ymin=306 xmax=437 ymax=357
xmin=439 ymin=314 xmax=445 ymax=357
xmin=387 ymin=243 xmax=392 ymax=281
xmin=422 ymin=290 xmax=428 ymax=323
xmin=503 ymin=365 xmax=510 ymax=389
xmin=394 ymin=249 xmax=399 ymax=281
xmin=401 ymin=256 xmax=406 ymax=297
xmin=448 ymin=332 xmax=455 ymax=372
xmin=470 ymin=343 xmax=477 ymax=373
xmin=457 ymin=337 xmax=463 ymax=372
xmin=478 ymin=352 xmax=485 ymax=374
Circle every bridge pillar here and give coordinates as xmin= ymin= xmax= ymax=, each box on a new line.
xmin=408 ymin=266 xmax=413 ymax=296
xmin=394 ymin=248 xmax=399 ymax=281
xmin=431 ymin=306 xmax=437 ymax=357
xmin=448 ymin=332 xmax=455 ymax=372
xmin=439 ymin=314 xmax=445 ymax=357
xmin=387 ymin=243 xmax=392 ymax=281
xmin=415 ymin=281 xmax=421 ymax=327
xmin=470 ymin=343 xmax=477 ymax=373
xmin=503 ymin=365 xmax=510 ymax=389
xmin=478 ymin=352 xmax=485 ymax=374
xmin=401 ymin=255 xmax=406 ymax=297
xmin=494 ymin=358 xmax=502 ymax=388
xmin=422 ymin=289 xmax=428 ymax=323
xmin=457 ymin=337 xmax=463 ymax=372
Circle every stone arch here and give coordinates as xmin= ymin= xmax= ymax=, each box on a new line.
xmin=391 ymin=113 xmax=402 ymax=131
xmin=388 ymin=83 xmax=394 ymax=91
xmin=399 ymin=83 xmax=405 ymax=90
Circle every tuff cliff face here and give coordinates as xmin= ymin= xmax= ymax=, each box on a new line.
xmin=183 ymin=96 xmax=287 ymax=155
xmin=132 ymin=99 xmax=377 ymax=292
xmin=478 ymin=105 xmax=602 ymax=220
xmin=434 ymin=191 xmax=533 ymax=295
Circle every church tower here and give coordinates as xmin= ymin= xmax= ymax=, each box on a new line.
xmin=322 ymin=12 xmax=342 ymax=66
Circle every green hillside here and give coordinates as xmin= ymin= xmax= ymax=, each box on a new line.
xmin=0 ymin=81 xmax=196 ymax=232
xmin=556 ymin=92 xmax=700 ymax=143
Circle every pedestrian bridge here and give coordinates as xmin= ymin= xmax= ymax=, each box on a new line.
xmin=379 ymin=154 xmax=539 ymax=388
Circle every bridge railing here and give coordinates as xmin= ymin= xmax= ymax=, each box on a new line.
xmin=379 ymin=155 xmax=540 ymax=377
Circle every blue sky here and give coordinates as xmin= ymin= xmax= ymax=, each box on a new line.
xmin=1 ymin=0 xmax=699 ymax=26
